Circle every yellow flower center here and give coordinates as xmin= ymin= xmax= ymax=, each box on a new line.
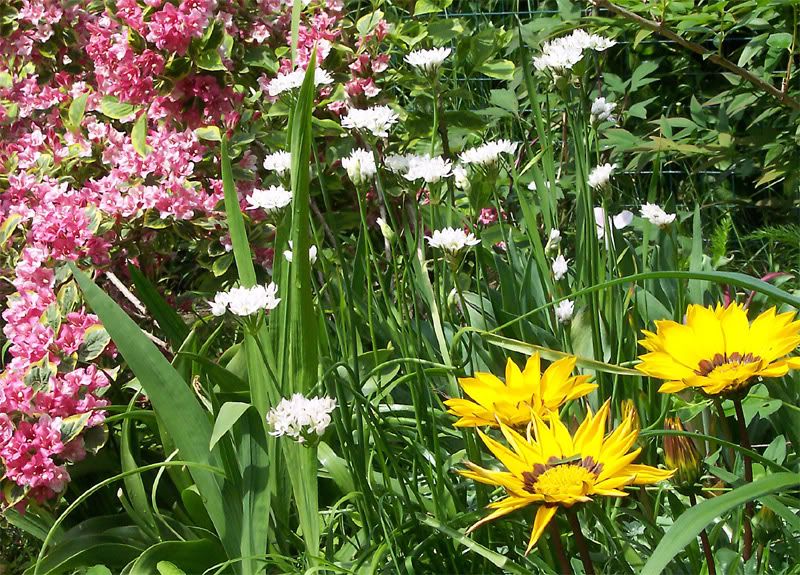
xmin=695 ymin=352 xmax=761 ymax=380
xmin=522 ymin=457 xmax=601 ymax=503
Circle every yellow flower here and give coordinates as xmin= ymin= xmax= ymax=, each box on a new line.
xmin=444 ymin=354 xmax=596 ymax=428
xmin=461 ymin=401 xmax=673 ymax=554
xmin=637 ymin=303 xmax=800 ymax=396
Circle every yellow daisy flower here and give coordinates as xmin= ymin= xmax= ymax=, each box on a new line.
xmin=461 ymin=401 xmax=673 ymax=554
xmin=444 ymin=354 xmax=596 ymax=428
xmin=637 ymin=303 xmax=800 ymax=396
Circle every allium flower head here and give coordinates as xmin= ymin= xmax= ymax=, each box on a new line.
xmin=263 ymin=151 xmax=292 ymax=176
xmin=590 ymin=97 xmax=616 ymax=123
xmin=267 ymin=393 xmax=337 ymax=444
xmin=533 ymin=29 xmax=616 ymax=76
xmin=588 ymin=163 xmax=616 ymax=189
xmin=342 ymin=148 xmax=377 ymax=185
xmin=446 ymin=354 xmax=595 ymax=428
xmin=460 ymin=140 xmax=518 ymax=167
xmin=266 ymin=68 xmax=334 ymax=97
xmin=640 ymin=203 xmax=676 ymax=226
xmin=551 ymin=254 xmax=569 ymax=281
xmin=594 ymin=207 xmax=633 ymax=240
xmin=461 ymin=402 xmax=673 ymax=554
xmin=426 ymin=227 xmax=480 ymax=254
xmin=404 ymin=154 xmax=453 ymax=184
xmin=452 ymin=165 xmax=470 ymax=190
xmin=555 ymin=299 xmax=575 ymax=324
xmin=341 ymin=105 xmax=399 ymax=138
xmin=637 ymin=303 xmax=800 ymax=396
xmin=404 ymin=47 xmax=452 ymax=72
xmin=246 ymin=185 xmax=293 ymax=213
xmin=210 ymin=283 xmax=281 ymax=317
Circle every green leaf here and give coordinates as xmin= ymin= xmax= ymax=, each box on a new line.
xmin=76 ymin=325 xmax=111 ymax=362
xmin=414 ymin=0 xmax=453 ymax=16
xmin=210 ymin=402 xmax=252 ymax=449
xmin=132 ymin=113 xmax=148 ymax=157
xmin=194 ymin=126 xmax=222 ymax=141
xmin=221 ymin=138 xmax=257 ymax=287
xmin=68 ymin=264 xmax=242 ymax=564
xmin=128 ymin=264 xmax=190 ymax=350
xmin=156 ymin=562 xmax=187 ymax=575
xmin=68 ymin=93 xmax=89 ymax=131
xmin=197 ymin=48 xmax=226 ymax=71
xmin=356 ymin=10 xmax=384 ymax=36
xmin=99 ymin=96 xmax=136 ymax=120
xmin=767 ymin=32 xmax=793 ymax=50
xmin=86 ymin=566 xmax=113 ymax=575
xmin=0 ymin=212 xmax=23 ymax=245
xmin=642 ymin=473 xmax=800 ymax=575
xmin=476 ymin=59 xmax=515 ymax=80
xmin=128 ymin=540 xmax=225 ymax=575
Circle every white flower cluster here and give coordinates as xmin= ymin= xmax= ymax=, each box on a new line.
xmin=426 ymin=227 xmax=480 ymax=254
xmin=641 ymin=203 xmax=676 ymax=226
xmin=246 ymin=185 xmax=293 ymax=213
xmin=209 ymin=283 xmax=281 ymax=317
xmin=555 ymin=299 xmax=575 ymax=324
xmin=266 ymin=68 xmax=334 ymax=97
xmin=384 ymin=153 xmax=414 ymax=174
xmin=342 ymin=148 xmax=377 ymax=185
xmin=588 ymin=163 xmax=616 ymax=189
xmin=404 ymin=47 xmax=452 ymax=72
xmin=263 ymin=151 xmax=292 ymax=176
xmin=551 ymin=254 xmax=569 ymax=281
xmin=533 ymin=29 xmax=616 ymax=75
xmin=594 ymin=207 xmax=633 ymax=240
xmin=459 ymin=139 xmax=518 ymax=166
xmin=266 ymin=393 xmax=337 ymax=444
xmin=341 ymin=105 xmax=399 ymax=138
xmin=590 ymin=97 xmax=616 ymax=124
xmin=452 ymin=165 xmax=470 ymax=190
xmin=283 ymin=241 xmax=318 ymax=264
xmin=404 ymin=154 xmax=453 ymax=184
xmin=545 ymin=228 xmax=561 ymax=254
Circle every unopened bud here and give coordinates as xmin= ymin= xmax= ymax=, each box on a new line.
xmin=621 ymin=399 xmax=639 ymax=433
xmin=664 ymin=417 xmax=702 ymax=493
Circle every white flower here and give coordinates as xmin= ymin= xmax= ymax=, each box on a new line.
xmin=555 ymin=299 xmax=575 ymax=324
xmin=267 ymin=393 xmax=337 ymax=444
xmin=594 ymin=207 xmax=633 ymax=240
xmin=212 ymin=283 xmax=281 ymax=317
xmin=404 ymin=47 xmax=452 ymax=72
xmin=341 ymin=105 xmax=399 ymax=138
xmin=209 ymin=292 xmax=229 ymax=316
xmin=426 ymin=227 xmax=480 ymax=254
xmin=551 ymin=254 xmax=569 ymax=281
xmin=533 ymin=30 xmax=616 ymax=75
xmin=545 ymin=228 xmax=561 ymax=253
xmin=263 ymin=151 xmax=292 ymax=176
xmin=283 ymin=241 xmax=318 ymax=264
xmin=527 ymin=180 xmax=552 ymax=191
xmin=384 ymin=153 xmax=413 ymax=174
xmin=266 ymin=67 xmax=334 ymax=97
xmin=588 ymin=163 xmax=616 ymax=189
xmin=459 ymin=139 xmax=518 ymax=166
xmin=404 ymin=154 xmax=453 ymax=184
xmin=246 ymin=185 xmax=293 ymax=213
xmin=342 ymin=148 xmax=377 ymax=185
xmin=590 ymin=97 xmax=616 ymax=123
xmin=640 ymin=203 xmax=676 ymax=226
xmin=452 ymin=165 xmax=470 ymax=190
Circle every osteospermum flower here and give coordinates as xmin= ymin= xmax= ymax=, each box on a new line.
xmin=461 ymin=402 xmax=673 ymax=553
xmin=404 ymin=154 xmax=453 ymax=184
xmin=263 ymin=151 xmax=292 ymax=176
xmin=640 ymin=203 xmax=676 ymax=226
xmin=341 ymin=105 xmax=399 ymax=138
xmin=460 ymin=140 xmax=518 ymax=167
xmin=267 ymin=393 xmax=337 ymax=444
xmin=342 ymin=148 xmax=377 ymax=185
xmin=637 ymin=303 xmax=800 ymax=396
xmin=210 ymin=283 xmax=281 ymax=317
xmin=445 ymin=354 xmax=595 ymax=428
xmin=246 ymin=185 xmax=293 ymax=213
xmin=426 ymin=227 xmax=480 ymax=254
xmin=404 ymin=47 xmax=452 ymax=72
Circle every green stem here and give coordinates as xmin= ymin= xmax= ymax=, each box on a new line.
xmin=549 ymin=519 xmax=573 ymax=575
xmin=567 ymin=508 xmax=595 ymax=575
xmin=689 ymin=493 xmax=717 ymax=575
xmin=733 ymin=398 xmax=754 ymax=561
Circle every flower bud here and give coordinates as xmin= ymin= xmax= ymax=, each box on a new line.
xmin=663 ymin=417 xmax=702 ymax=492
xmin=753 ymin=505 xmax=780 ymax=545
xmin=621 ymin=399 xmax=639 ymax=433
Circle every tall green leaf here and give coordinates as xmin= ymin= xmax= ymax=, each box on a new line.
xmin=128 ymin=264 xmax=189 ymax=349
xmin=221 ymin=137 xmax=257 ymax=287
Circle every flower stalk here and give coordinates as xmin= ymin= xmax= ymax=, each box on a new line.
xmin=733 ymin=397 xmax=754 ymax=561
xmin=567 ymin=508 xmax=594 ymax=575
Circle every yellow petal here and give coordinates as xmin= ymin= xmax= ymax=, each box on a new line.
xmin=477 ymin=429 xmax=527 ymax=475
xmin=624 ymin=464 xmax=674 ymax=485
xmin=466 ymin=496 xmax=533 ymax=534
xmin=505 ymin=357 xmax=525 ymax=390
xmin=525 ymin=505 xmax=558 ymax=555
xmin=658 ymin=380 xmax=688 ymax=394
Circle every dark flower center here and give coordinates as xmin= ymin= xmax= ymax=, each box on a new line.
xmin=694 ymin=352 xmax=761 ymax=376
xmin=521 ymin=455 xmax=603 ymax=494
